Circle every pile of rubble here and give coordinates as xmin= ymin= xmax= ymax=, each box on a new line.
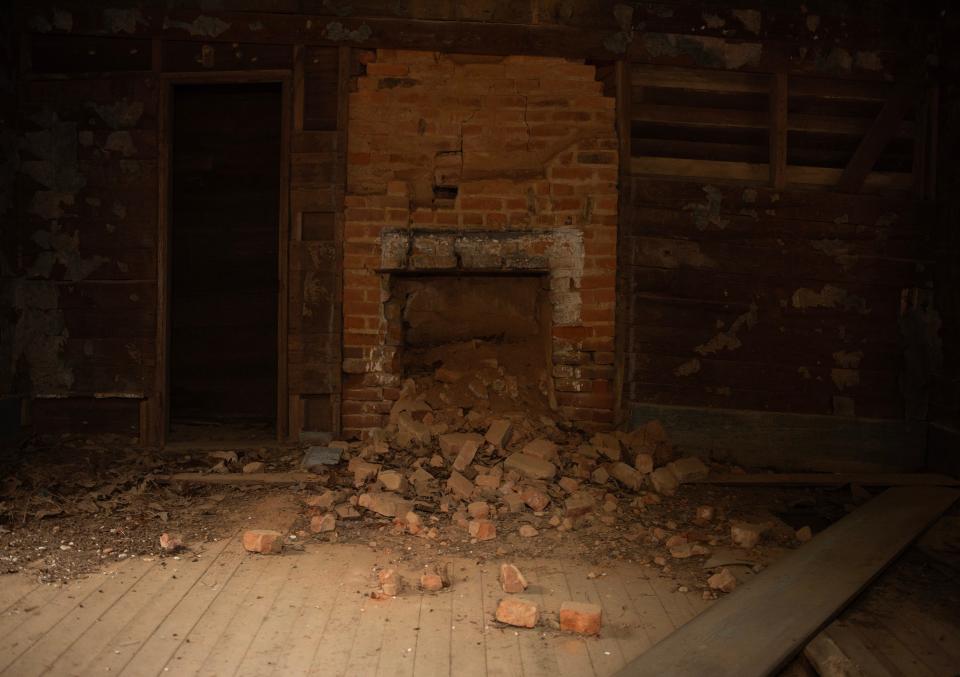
xmin=239 ymin=369 xmax=815 ymax=601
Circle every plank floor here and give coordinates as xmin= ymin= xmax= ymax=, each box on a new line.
xmin=0 ymin=537 xmax=708 ymax=677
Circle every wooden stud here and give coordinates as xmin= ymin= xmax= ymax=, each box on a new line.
xmin=332 ymin=45 xmax=350 ymax=437
xmin=277 ymin=76 xmax=292 ymax=441
xmin=150 ymin=79 xmax=171 ymax=448
xmin=839 ymin=89 xmax=913 ymax=194
xmin=293 ymin=44 xmax=305 ymax=133
xmin=613 ymin=59 xmax=631 ymax=425
xmin=769 ymin=72 xmax=788 ymax=190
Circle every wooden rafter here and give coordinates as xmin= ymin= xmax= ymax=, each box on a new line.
xmin=838 ymin=89 xmax=914 ymax=194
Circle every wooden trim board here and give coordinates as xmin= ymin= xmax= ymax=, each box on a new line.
xmin=692 ymin=473 xmax=960 ymax=488
xmin=613 ymin=486 xmax=960 ymax=677
xmin=629 ymin=403 xmax=926 ymax=473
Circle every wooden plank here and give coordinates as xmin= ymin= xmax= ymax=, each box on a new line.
xmin=613 ymin=487 xmax=960 ymax=677
xmin=412 ymin=576 xmax=454 ymax=675
xmin=514 ymin=561 xmax=562 ymax=677
xmin=372 ymin=581 xmax=422 ymax=677
xmin=112 ymin=538 xmax=248 ymax=675
xmin=478 ymin=564 xmax=523 ymax=677
xmin=0 ymin=559 xmax=155 ymax=673
xmin=629 ymin=403 xmax=926 ymax=474
xmin=448 ymin=561 xmax=489 ymax=677
xmin=590 ymin=567 xmax=653 ymax=666
xmin=631 ymin=64 xmax=770 ymax=93
xmin=24 ymin=538 xmax=233 ymax=676
xmin=273 ymin=547 xmax=354 ymax=674
xmin=803 ymin=632 xmax=873 ymax=677
xmin=814 ymin=622 xmax=896 ymax=677
xmin=630 ymin=156 xmax=913 ymax=191
xmin=157 ymin=472 xmax=328 ymax=485
xmin=160 ymin=553 xmax=274 ymax=671
xmin=615 ymin=567 xmax=676 ymax=647
xmin=839 ymin=91 xmax=913 ymax=193
xmin=692 ymin=473 xmax=960 ymax=488
xmin=563 ymin=561 xmax=625 ymax=675
xmin=534 ymin=562 xmax=595 ymax=677
xmin=769 ymin=72 xmax=787 ymax=190
xmin=305 ymin=555 xmax=369 ymax=675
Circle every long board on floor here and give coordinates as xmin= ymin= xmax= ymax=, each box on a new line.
xmin=691 ymin=473 xmax=960 ymax=487
xmin=612 ymin=486 xmax=960 ymax=677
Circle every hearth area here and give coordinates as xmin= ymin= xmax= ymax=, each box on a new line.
xmin=341 ymin=50 xmax=618 ymax=437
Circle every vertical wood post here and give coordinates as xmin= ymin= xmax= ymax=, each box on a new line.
xmin=614 ymin=59 xmax=632 ymax=425
xmin=769 ymin=72 xmax=788 ymax=190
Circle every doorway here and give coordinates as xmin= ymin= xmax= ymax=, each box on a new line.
xmin=168 ymin=82 xmax=282 ymax=440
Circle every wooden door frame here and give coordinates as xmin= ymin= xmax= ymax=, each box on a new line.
xmin=151 ymin=70 xmax=292 ymax=446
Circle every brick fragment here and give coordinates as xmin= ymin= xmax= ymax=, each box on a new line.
xmin=707 ymin=568 xmax=738 ymax=593
xmin=485 ymin=419 xmax=513 ymax=448
xmin=520 ymin=487 xmax=551 ymax=512
xmin=499 ymin=563 xmax=528 ymax=593
xmin=243 ymin=529 xmax=283 ymax=554
xmin=667 ymin=456 xmax=709 ymax=483
xmin=378 ymin=469 xmax=409 ymax=492
xmin=522 ymin=438 xmax=559 ymax=463
xmin=495 ymin=597 xmax=539 ymax=628
xmin=504 ymin=453 xmax=556 ymax=480
xmin=446 ymin=470 xmax=475 ymax=500
xmin=242 ymin=461 xmax=266 ymax=474
xmin=730 ymin=521 xmax=765 ymax=549
xmin=159 ymin=532 xmax=183 ymax=553
xmin=310 ymin=513 xmax=337 ymax=533
xmin=608 ymin=462 xmax=643 ymax=491
xmin=559 ymin=601 xmax=602 ymax=635
xmin=467 ymin=501 xmax=490 ymax=519
xmin=468 ymin=518 xmax=497 ymax=541
xmin=420 ymin=573 xmax=445 ymax=591
xmin=650 ymin=467 xmax=679 ymax=495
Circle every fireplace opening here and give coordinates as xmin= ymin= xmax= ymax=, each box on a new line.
xmin=389 ymin=274 xmax=554 ymax=416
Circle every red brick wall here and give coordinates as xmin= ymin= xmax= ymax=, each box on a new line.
xmin=342 ymin=49 xmax=618 ymax=437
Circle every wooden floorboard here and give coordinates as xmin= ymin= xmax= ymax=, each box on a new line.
xmin=614 ymin=487 xmax=960 ymax=677
xmin=0 ymin=538 xmax=722 ymax=677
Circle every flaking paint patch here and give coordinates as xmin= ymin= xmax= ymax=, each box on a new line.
xmin=11 ymin=280 xmax=74 ymax=393
xmin=163 ymin=15 xmax=231 ymax=38
xmin=105 ymin=131 xmax=137 ymax=157
xmin=791 ymin=285 xmax=869 ymax=314
xmin=103 ymin=8 xmax=147 ymax=34
xmin=810 ymin=239 xmax=857 ymax=270
xmin=603 ymin=3 xmax=634 ymax=54
xmin=683 ymin=184 xmax=728 ymax=230
xmin=695 ymin=303 xmax=758 ymax=355
xmin=702 ymin=13 xmax=725 ymax=29
xmin=732 ymin=9 xmax=761 ymax=34
xmin=88 ymin=99 xmax=144 ymax=129
xmin=637 ymin=238 xmax=714 ymax=269
xmin=27 ymin=224 xmax=108 ymax=281
xmin=675 ymin=358 xmax=701 ymax=377
xmin=855 ymin=51 xmax=883 ymax=71
xmin=641 ymin=33 xmax=762 ymax=70
xmin=831 ymin=368 xmax=859 ymax=390
xmin=798 ymin=366 xmax=812 ymax=379
xmin=833 ymin=350 xmax=863 ymax=368
xmin=323 ymin=21 xmax=373 ymax=42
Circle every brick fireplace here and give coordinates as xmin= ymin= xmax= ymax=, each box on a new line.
xmin=342 ymin=49 xmax=618 ymax=437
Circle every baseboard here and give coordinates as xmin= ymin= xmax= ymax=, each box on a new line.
xmin=927 ymin=422 xmax=960 ymax=477
xmin=629 ymin=402 xmax=926 ymax=473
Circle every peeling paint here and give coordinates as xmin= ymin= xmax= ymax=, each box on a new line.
xmin=855 ymin=51 xmax=883 ymax=71
xmin=791 ymin=285 xmax=869 ymax=314
xmin=163 ymin=15 xmax=231 ymax=38
xmin=604 ymin=4 xmax=634 ymax=54
xmin=683 ymin=184 xmax=728 ymax=230
xmin=248 ymin=21 xmax=264 ymax=31
xmin=702 ymin=13 xmax=725 ymax=29
xmin=675 ymin=358 xmax=701 ymax=377
xmin=831 ymin=368 xmax=859 ymax=390
xmin=104 ymin=131 xmax=137 ymax=157
xmin=732 ymin=9 xmax=761 ymax=34
xmin=806 ymin=14 xmax=821 ymax=32
xmin=695 ymin=303 xmax=758 ymax=355
xmin=798 ymin=366 xmax=812 ymax=379
xmin=103 ymin=8 xmax=147 ymax=34
xmin=27 ymin=224 xmax=108 ymax=281
xmin=637 ymin=238 xmax=714 ymax=269
xmin=641 ymin=33 xmax=762 ymax=70
xmin=810 ymin=239 xmax=857 ymax=269
xmin=833 ymin=350 xmax=863 ymax=368
xmin=87 ymin=99 xmax=144 ymax=129
xmin=11 ymin=280 xmax=74 ymax=393
xmin=323 ymin=21 xmax=372 ymax=42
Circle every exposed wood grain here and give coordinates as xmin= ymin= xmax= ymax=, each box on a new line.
xmin=692 ymin=473 xmax=960 ymax=488
xmin=839 ymin=91 xmax=914 ymax=193
xmin=632 ymin=64 xmax=770 ymax=93
xmin=769 ymin=72 xmax=788 ymax=190
xmin=614 ymin=487 xmax=959 ymax=677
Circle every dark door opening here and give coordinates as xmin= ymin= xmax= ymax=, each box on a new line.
xmin=169 ymin=83 xmax=281 ymax=439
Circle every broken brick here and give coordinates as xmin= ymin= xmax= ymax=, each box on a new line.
xmin=359 ymin=492 xmax=413 ymax=518
xmin=633 ymin=453 xmax=654 ymax=474
xmin=378 ymin=568 xmax=403 ymax=596
xmin=378 ymin=469 xmax=409 ymax=492
xmin=485 ymin=419 xmax=513 ymax=448
xmin=242 ymin=461 xmax=266 ymax=474
xmin=608 ymin=462 xmax=643 ymax=491
xmin=446 ymin=470 xmax=475 ymax=500
xmin=439 ymin=432 xmax=484 ymax=460
xmin=796 ymin=525 xmax=813 ymax=543
xmin=520 ymin=487 xmax=551 ymax=512
xmin=518 ymin=525 xmax=538 ymax=538
xmin=452 ymin=438 xmax=481 ymax=472
xmin=495 ymin=597 xmax=539 ymax=628
xmin=504 ymin=453 xmax=556 ymax=480
xmin=590 ymin=433 xmax=621 ymax=461
xmin=667 ymin=456 xmax=709 ymax=483
xmin=522 ymin=438 xmax=559 ymax=463
xmin=707 ymin=568 xmax=738 ymax=593
xmin=310 ymin=513 xmax=337 ymax=533
xmin=159 ymin=532 xmax=183 ymax=553
xmin=499 ymin=563 xmax=528 ymax=593
xmin=243 ymin=529 xmax=283 ymax=555
xmin=650 ymin=467 xmax=679 ymax=495
xmin=467 ymin=501 xmax=490 ymax=519
xmin=731 ymin=521 xmax=765 ymax=549
xmin=468 ymin=518 xmax=497 ymax=541
xmin=420 ymin=572 xmax=445 ymax=591
xmin=559 ymin=601 xmax=602 ymax=635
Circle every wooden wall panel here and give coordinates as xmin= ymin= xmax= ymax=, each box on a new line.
xmin=623 ymin=177 xmax=930 ymax=420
